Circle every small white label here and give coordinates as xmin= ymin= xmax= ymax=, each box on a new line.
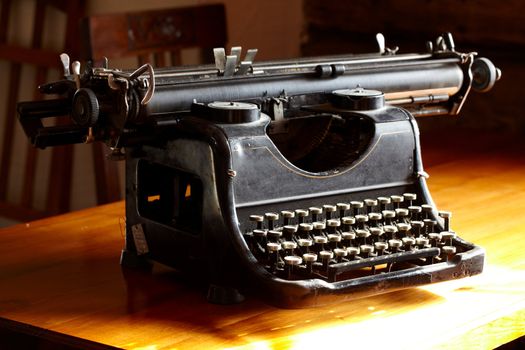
xmin=131 ymin=224 xmax=149 ymax=255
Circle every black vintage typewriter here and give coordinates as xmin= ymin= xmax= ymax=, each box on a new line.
xmin=18 ymin=33 xmax=500 ymax=308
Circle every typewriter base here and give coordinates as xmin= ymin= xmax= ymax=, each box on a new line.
xmin=119 ymin=244 xmax=484 ymax=308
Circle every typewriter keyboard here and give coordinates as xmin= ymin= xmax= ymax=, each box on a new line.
xmin=243 ymin=194 xmax=463 ymax=282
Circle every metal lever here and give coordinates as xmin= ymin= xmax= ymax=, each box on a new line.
xmin=376 ymin=33 xmax=399 ymax=55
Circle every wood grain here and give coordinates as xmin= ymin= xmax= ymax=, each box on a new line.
xmin=0 ymin=132 xmax=524 ymax=349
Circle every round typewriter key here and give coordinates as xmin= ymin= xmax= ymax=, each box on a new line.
xmin=281 ymin=210 xmax=295 ymax=225
xmin=309 ymin=207 xmax=322 ymax=222
xmin=416 ymin=237 xmax=429 ymax=248
xmin=355 ymin=229 xmax=370 ymax=238
xmin=327 ymin=219 xmax=341 ymax=227
xmin=408 ymin=206 xmax=422 ymax=220
xmin=265 ymin=212 xmax=279 ymax=230
xmin=249 ymin=214 xmax=264 ymax=230
xmin=303 ymin=253 xmax=317 ymax=273
xmin=403 ymin=193 xmax=417 ymax=206
xmin=382 ymin=210 xmax=395 ymax=218
xmin=364 ymin=199 xmax=378 ymax=213
xmin=360 ymin=244 xmax=374 ymax=258
xmin=350 ymin=201 xmax=364 ymax=216
xmin=391 ymin=195 xmax=404 ymax=209
xmin=282 ymin=241 xmax=297 ymax=249
xmin=319 ymin=250 xmax=334 ymax=269
xmin=364 ymin=199 xmax=378 ymax=206
xmin=284 ymin=255 xmax=303 ymax=279
xmin=309 ymin=207 xmax=322 ymax=214
xmin=382 ymin=210 xmax=396 ymax=225
xmin=267 ymin=242 xmax=281 ymax=271
xmin=326 ymin=219 xmax=341 ymax=235
xmin=334 ymin=248 xmax=347 ymax=262
xmin=314 ymin=235 xmax=328 ymax=252
xmin=356 ymin=229 xmax=371 ymax=245
xmin=319 ymin=250 xmax=333 ymax=259
xmin=355 ymin=214 xmax=368 ymax=222
xmin=337 ymin=203 xmax=350 ymax=218
xmin=328 ymin=234 xmax=342 ymax=249
xmin=396 ymin=223 xmax=411 ymax=237
xmin=374 ymin=241 xmax=388 ymax=255
xmin=253 ymin=229 xmax=268 ymax=246
xmin=282 ymin=241 xmax=297 ymax=256
xmin=395 ymin=208 xmax=409 ymax=219
xmin=368 ymin=212 xmax=382 ymax=221
xmin=295 ymin=209 xmax=309 ymax=224
xmin=265 ymin=212 xmax=279 ymax=220
xmin=383 ymin=224 xmax=397 ymax=240
xmin=342 ymin=231 xmax=356 ymax=244
xmin=378 ymin=196 xmax=391 ymax=211
xmin=284 ymin=255 xmax=302 ymax=265
xmin=313 ymin=221 xmax=326 ymax=230
xmin=303 ymin=253 xmax=317 ymax=262
xmin=341 ymin=216 xmax=355 ymax=225
xmin=283 ymin=225 xmax=297 ymax=240
xmin=355 ymin=214 xmax=368 ymax=230
xmin=314 ymin=236 xmax=328 ymax=244
xmin=421 ymin=204 xmax=433 ymax=219
xmin=298 ymin=239 xmax=313 ymax=253
xmin=369 ymin=227 xmax=383 ymax=240
xmin=341 ymin=216 xmax=355 ymax=231
xmin=346 ymin=246 xmax=360 ymax=260
xmin=323 ymin=204 xmax=336 ymax=220
xmin=267 ymin=242 xmax=281 ymax=252
xmin=368 ymin=213 xmax=382 ymax=229
xmin=388 ymin=239 xmax=402 ymax=251
xmin=253 ymin=229 xmax=267 ymax=237
xmin=327 ymin=233 xmax=341 ymax=243
xmin=402 ymin=236 xmax=416 ymax=250
xmin=298 ymin=238 xmax=313 ymax=246
xmin=424 ymin=219 xmax=436 ymax=234
xmin=428 ymin=232 xmax=442 ymax=247
xmin=268 ymin=230 xmax=282 ymax=242
xmin=312 ymin=221 xmax=326 ymax=236
xmin=411 ymin=220 xmax=424 ymax=237
xmin=298 ymin=223 xmax=313 ymax=238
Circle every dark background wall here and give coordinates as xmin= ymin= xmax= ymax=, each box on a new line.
xmin=301 ymin=0 xmax=524 ymax=135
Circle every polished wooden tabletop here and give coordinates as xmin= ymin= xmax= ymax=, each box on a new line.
xmin=0 ymin=131 xmax=524 ymax=349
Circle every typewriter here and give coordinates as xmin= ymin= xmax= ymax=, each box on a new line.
xmin=18 ymin=33 xmax=500 ymax=308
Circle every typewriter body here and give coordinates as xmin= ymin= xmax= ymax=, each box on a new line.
xmin=18 ymin=34 xmax=500 ymax=307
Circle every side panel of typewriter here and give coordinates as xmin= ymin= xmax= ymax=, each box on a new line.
xmin=123 ymin=135 xmax=248 ymax=305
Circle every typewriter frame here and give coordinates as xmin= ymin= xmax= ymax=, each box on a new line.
xmin=122 ymin=100 xmax=485 ymax=308
xmin=17 ymin=34 xmax=497 ymax=308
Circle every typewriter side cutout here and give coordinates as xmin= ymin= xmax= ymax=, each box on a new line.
xmin=18 ymin=33 xmax=501 ymax=308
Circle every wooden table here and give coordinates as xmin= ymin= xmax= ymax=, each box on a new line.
xmin=1 ymin=132 xmax=524 ymax=349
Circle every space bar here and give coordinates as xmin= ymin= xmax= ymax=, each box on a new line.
xmin=328 ymin=247 xmax=440 ymax=282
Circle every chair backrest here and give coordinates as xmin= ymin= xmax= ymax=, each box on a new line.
xmin=0 ymin=0 xmax=85 ymax=222
xmin=79 ymin=4 xmax=227 ymax=208
xmin=0 ymin=3 xmax=226 ymax=224
xmin=81 ymin=4 xmax=227 ymax=67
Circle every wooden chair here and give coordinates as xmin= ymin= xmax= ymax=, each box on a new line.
xmin=79 ymin=4 xmax=227 ymax=207
xmin=0 ymin=0 xmax=85 ymax=222
xmin=0 ymin=3 xmax=226 ymax=224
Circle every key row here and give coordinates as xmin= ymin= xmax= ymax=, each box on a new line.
xmin=249 ymin=209 xmax=452 ymax=236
